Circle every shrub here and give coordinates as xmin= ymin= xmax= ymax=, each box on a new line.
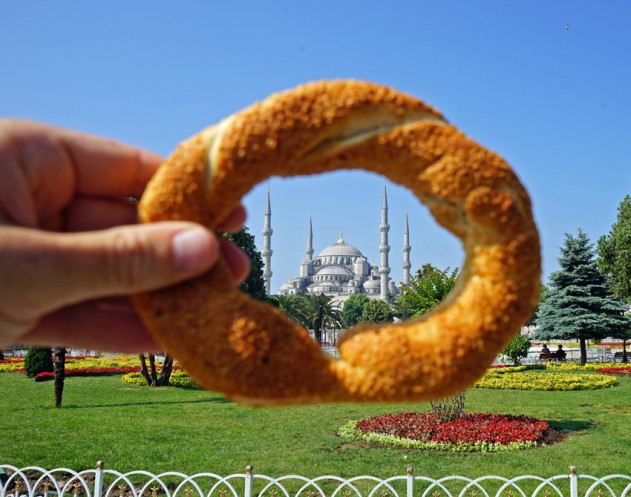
xmin=23 ymin=347 xmax=53 ymax=378
xmin=501 ymin=334 xmax=531 ymax=365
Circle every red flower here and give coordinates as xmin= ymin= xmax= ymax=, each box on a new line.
xmin=356 ymin=411 xmax=548 ymax=445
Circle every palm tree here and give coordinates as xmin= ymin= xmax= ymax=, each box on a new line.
xmin=268 ymin=295 xmax=307 ymax=325
xmin=300 ymin=294 xmax=344 ymax=344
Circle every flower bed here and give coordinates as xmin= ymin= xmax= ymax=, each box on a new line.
xmin=1 ymin=355 xmax=180 ymax=380
xmin=338 ymin=411 xmax=548 ymax=452
xmin=596 ymin=367 xmax=631 ymax=377
xmin=121 ymin=370 xmax=197 ymax=388
xmin=545 ymin=362 xmax=622 ymax=371
xmin=474 ymin=370 xmax=617 ymax=391
xmin=34 ymin=367 xmax=145 ymax=382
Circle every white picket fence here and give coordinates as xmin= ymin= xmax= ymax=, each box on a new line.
xmin=1 ymin=464 xmax=630 ymax=497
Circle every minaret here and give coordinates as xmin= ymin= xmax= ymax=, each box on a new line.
xmin=306 ymin=213 xmax=314 ymax=261
xmin=402 ymin=209 xmax=411 ymax=286
xmin=379 ymin=181 xmax=391 ymax=300
xmin=262 ymin=186 xmax=273 ymax=296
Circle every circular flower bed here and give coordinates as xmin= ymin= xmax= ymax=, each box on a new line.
xmin=339 ymin=411 xmax=548 ymax=452
xmin=474 ymin=371 xmax=617 ymax=391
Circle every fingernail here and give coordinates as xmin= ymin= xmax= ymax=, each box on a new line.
xmin=171 ymin=227 xmax=217 ymax=271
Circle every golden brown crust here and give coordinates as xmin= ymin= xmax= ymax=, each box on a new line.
xmin=132 ymin=80 xmax=541 ymax=405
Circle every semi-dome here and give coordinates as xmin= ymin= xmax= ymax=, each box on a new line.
xmin=316 ymin=265 xmax=353 ymax=276
xmin=363 ymin=279 xmax=381 ymax=289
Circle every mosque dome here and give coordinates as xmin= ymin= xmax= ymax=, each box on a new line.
xmin=318 ymin=240 xmax=363 ymax=258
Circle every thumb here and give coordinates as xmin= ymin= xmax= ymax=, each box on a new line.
xmin=0 ymin=223 xmax=219 ymax=335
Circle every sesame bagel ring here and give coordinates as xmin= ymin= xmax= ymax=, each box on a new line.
xmin=132 ymin=80 xmax=541 ymax=405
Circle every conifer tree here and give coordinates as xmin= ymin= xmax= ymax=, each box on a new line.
xmin=535 ymin=229 xmax=630 ymax=363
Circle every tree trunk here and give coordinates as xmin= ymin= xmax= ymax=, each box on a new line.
xmin=148 ymin=354 xmax=158 ymax=384
xmin=138 ymin=354 xmax=154 ymax=386
xmin=579 ymin=337 xmax=587 ymax=364
xmin=623 ymin=339 xmax=628 ymax=363
xmin=53 ymin=348 xmax=66 ymax=408
xmin=313 ymin=317 xmax=322 ymax=344
xmin=156 ymin=355 xmax=174 ymax=386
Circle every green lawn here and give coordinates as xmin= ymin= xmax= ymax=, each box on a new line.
xmin=1 ymin=372 xmax=630 ymax=479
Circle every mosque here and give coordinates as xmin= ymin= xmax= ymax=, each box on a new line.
xmin=261 ymin=183 xmax=412 ymax=303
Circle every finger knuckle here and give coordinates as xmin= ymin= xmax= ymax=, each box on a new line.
xmin=106 ymin=230 xmax=156 ymax=290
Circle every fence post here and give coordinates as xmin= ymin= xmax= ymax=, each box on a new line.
xmin=94 ymin=462 xmax=104 ymax=497
xmin=569 ymin=467 xmax=578 ymax=497
xmin=406 ymin=467 xmax=413 ymax=497
xmin=245 ymin=466 xmax=252 ymax=497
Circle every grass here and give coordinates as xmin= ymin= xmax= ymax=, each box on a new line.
xmin=1 ymin=372 xmax=630 ymax=479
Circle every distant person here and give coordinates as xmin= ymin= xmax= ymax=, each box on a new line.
xmin=541 ymin=344 xmax=550 ymax=354
xmin=556 ymin=344 xmax=566 ymax=361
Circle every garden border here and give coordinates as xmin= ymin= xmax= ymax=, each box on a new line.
xmin=1 ymin=464 xmax=630 ymax=497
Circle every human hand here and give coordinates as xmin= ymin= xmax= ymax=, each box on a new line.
xmin=0 ymin=119 xmax=250 ymax=352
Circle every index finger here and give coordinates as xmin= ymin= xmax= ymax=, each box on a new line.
xmin=53 ymin=123 xmax=165 ymax=198
xmin=4 ymin=119 xmax=164 ymax=199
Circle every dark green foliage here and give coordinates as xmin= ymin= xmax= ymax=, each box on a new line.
xmin=299 ymin=294 xmax=344 ymax=343
xmin=222 ymin=226 xmax=266 ymax=300
xmin=23 ymin=347 xmax=53 ymax=378
xmin=395 ymin=264 xmax=459 ymax=318
xmin=535 ymin=229 xmax=630 ymax=363
xmin=358 ymin=298 xmax=394 ymax=324
xmin=526 ymin=285 xmax=549 ymax=327
xmin=268 ymin=294 xmax=306 ymax=325
xmin=342 ymin=294 xmax=370 ymax=327
xmin=501 ymin=334 xmax=532 ymax=366
xmin=597 ymin=194 xmax=631 ymax=303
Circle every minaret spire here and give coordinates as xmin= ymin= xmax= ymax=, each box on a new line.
xmin=403 ymin=208 xmax=411 ymax=286
xmin=379 ymin=180 xmax=391 ymax=300
xmin=262 ymin=185 xmax=273 ymax=296
xmin=306 ymin=212 xmax=314 ymax=261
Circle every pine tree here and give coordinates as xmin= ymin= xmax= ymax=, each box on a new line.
xmin=535 ymin=229 xmax=630 ymax=363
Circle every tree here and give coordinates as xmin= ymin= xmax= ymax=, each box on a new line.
xmin=268 ymin=294 xmax=306 ymax=325
xmin=342 ymin=294 xmax=370 ymax=327
xmin=501 ymin=334 xmax=531 ymax=366
xmin=223 ymin=226 xmax=266 ymax=300
xmin=358 ymin=299 xmax=394 ymax=324
xmin=53 ymin=347 xmax=66 ymax=408
xmin=598 ymin=195 xmax=631 ymax=304
xmin=525 ymin=285 xmax=549 ymax=327
xmin=395 ymin=264 xmax=459 ymax=318
xmin=534 ymin=229 xmax=630 ymax=363
xmin=300 ymin=294 xmax=344 ymax=344
xmin=138 ymin=354 xmax=174 ymax=386
xmin=395 ymin=264 xmax=462 ymax=419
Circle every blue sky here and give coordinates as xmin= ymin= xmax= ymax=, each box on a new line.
xmin=2 ymin=1 xmax=630 ymax=294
